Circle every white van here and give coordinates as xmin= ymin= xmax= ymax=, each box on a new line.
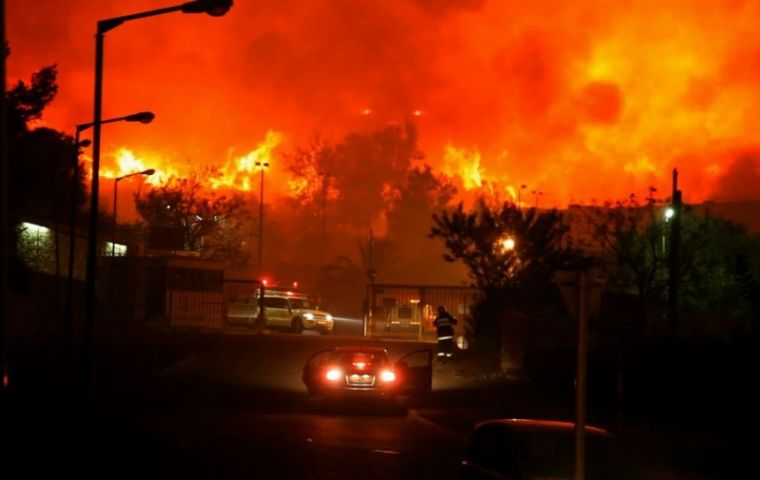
xmin=227 ymin=292 xmax=334 ymax=335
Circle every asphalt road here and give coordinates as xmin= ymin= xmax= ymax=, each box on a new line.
xmin=5 ymin=329 xmax=747 ymax=479
xmin=114 ymin=331 xmax=467 ymax=479
xmin=3 ymin=331 xmax=469 ymax=479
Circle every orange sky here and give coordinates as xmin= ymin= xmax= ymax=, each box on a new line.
xmin=8 ymin=0 xmax=760 ymax=211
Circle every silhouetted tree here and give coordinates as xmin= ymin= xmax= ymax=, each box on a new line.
xmin=581 ymin=198 xmax=669 ymax=317
xmin=383 ymin=165 xmax=461 ymax=282
xmin=430 ymin=199 xmax=585 ymax=345
xmin=134 ymin=176 xmax=249 ymax=264
xmin=6 ymin=65 xmax=85 ymax=287
xmin=282 ymin=125 xmax=424 ymax=271
xmin=582 ymin=198 xmax=758 ymax=334
xmin=7 ymin=65 xmax=58 ymax=137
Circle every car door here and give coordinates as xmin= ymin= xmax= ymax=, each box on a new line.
xmin=263 ymin=297 xmax=289 ymax=328
xmin=302 ymin=349 xmax=335 ymax=392
xmin=394 ymin=349 xmax=433 ymax=395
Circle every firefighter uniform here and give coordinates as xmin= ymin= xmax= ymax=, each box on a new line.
xmin=433 ymin=306 xmax=457 ymax=362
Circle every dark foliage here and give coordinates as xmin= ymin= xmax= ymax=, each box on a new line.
xmin=430 ymin=199 xmax=587 ymax=343
xmin=134 ymin=176 xmax=249 ymax=265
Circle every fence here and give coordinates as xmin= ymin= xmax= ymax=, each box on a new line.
xmin=166 ymin=276 xmax=261 ymax=328
xmin=366 ymin=284 xmax=478 ymax=341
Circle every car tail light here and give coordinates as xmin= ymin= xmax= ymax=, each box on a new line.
xmin=325 ymin=367 xmax=343 ymax=381
xmin=379 ymin=370 xmax=396 ymax=382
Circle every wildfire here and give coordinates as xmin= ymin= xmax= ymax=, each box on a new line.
xmin=9 ymin=1 xmax=760 ymax=206
xmin=209 ymin=130 xmax=284 ymax=191
xmin=443 ymin=145 xmax=483 ymax=190
xmin=102 ymin=148 xmax=176 ymax=185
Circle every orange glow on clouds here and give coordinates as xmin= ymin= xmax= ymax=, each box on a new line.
xmin=7 ymin=0 xmax=760 ymax=207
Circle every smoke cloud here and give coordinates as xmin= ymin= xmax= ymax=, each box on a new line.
xmin=8 ymin=0 xmax=760 ymax=206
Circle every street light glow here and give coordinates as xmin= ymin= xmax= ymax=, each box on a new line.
xmin=498 ymin=236 xmax=516 ymax=252
xmin=664 ymin=207 xmax=675 ymax=220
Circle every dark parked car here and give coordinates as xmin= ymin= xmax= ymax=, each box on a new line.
xmin=302 ymin=346 xmax=432 ymax=401
xmin=461 ymin=419 xmax=632 ymax=480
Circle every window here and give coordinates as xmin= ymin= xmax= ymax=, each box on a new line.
xmin=263 ymin=297 xmax=289 ymax=309
xmin=290 ymin=298 xmax=313 ymax=309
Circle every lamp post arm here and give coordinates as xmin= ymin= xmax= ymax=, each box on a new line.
xmin=76 ymin=114 xmax=143 ymax=133
xmin=98 ymin=5 xmax=185 ymax=33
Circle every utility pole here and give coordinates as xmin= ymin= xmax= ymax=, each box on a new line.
xmin=319 ymin=172 xmax=330 ymax=266
xmin=255 ymin=161 xmax=268 ymax=278
xmin=1 ymin=0 xmax=9 ymax=393
xmin=364 ymin=228 xmax=375 ymax=337
xmin=575 ymin=270 xmax=588 ymax=480
xmin=668 ymin=169 xmax=682 ymax=332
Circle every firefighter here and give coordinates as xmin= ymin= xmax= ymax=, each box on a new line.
xmin=433 ymin=305 xmax=457 ymax=363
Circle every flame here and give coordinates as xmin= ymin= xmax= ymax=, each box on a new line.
xmin=210 ymin=130 xmax=284 ymax=191
xmin=443 ymin=145 xmax=483 ymax=190
xmin=11 ymin=1 xmax=760 ymax=207
xmin=102 ymin=148 xmax=176 ymax=185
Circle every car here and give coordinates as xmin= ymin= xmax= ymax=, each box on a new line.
xmin=461 ymin=419 xmax=629 ymax=480
xmin=226 ymin=291 xmax=334 ymax=334
xmin=302 ymin=346 xmax=433 ymax=401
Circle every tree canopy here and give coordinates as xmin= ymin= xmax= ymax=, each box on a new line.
xmin=430 ymin=199 xmax=584 ymax=293
xmin=134 ymin=176 xmax=249 ymax=265
xmin=430 ymin=199 xmax=586 ymax=344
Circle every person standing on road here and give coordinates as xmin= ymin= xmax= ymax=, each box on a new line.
xmin=433 ymin=305 xmax=457 ymax=363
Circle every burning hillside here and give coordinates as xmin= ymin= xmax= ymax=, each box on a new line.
xmin=7 ymin=0 xmax=760 ymax=210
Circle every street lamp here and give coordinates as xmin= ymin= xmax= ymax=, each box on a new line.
xmin=112 ymin=169 xmax=155 ymax=256
xmin=518 ymin=184 xmax=527 ymax=209
xmin=531 ymin=190 xmax=544 ymax=209
xmin=255 ymin=161 xmax=269 ymax=277
xmin=320 ymin=171 xmax=331 ymax=266
xmin=496 ymin=235 xmax=516 ymax=253
xmin=65 ymin=112 xmax=154 ymax=345
xmin=84 ymin=0 xmax=233 ymax=390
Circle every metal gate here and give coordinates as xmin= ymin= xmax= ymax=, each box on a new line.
xmin=366 ymin=284 xmax=478 ymax=341
xmin=166 ymin=276 xmax=262 ymax=329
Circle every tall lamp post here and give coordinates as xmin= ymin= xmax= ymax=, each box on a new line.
xmin=517 ymin=184 xmax=527 ymax=210
xmin=255 ymin=160 xmax=269 ymax=277
xmin=319 ymin=171 xmax=331 ymax=266
xmin=66 ymin=112 xmax=154 ymax=345
xmin=531 ymin=190 xmax=543 ymax=209
xmin=84 ymin=0 xmax=233 ymax=390
xmin=112 ymin=169 xmax=155 ymax=256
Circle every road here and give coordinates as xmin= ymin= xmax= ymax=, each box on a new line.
xmin=5 ymin=329 xmax=744 ymax=479
xmin=119 ymin=332 xmax=467 ymax=478
xmin=3 ymin=331 xmax=470 ymax=479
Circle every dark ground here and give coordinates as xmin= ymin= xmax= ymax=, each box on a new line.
xmin=1 ymin=326 xmax=757 ymax=479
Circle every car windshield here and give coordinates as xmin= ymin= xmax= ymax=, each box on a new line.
xmin=289 ymin=298 xmax=313 ymax=309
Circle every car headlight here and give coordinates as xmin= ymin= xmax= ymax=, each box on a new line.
xmin=303 ymin=313 xmax=314 ymax=320
xmin=325 ymin=314 xmax=333 ymax=321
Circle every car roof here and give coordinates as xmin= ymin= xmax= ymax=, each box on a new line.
xmin=473 ymin=419 xmax=611 ymax=437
